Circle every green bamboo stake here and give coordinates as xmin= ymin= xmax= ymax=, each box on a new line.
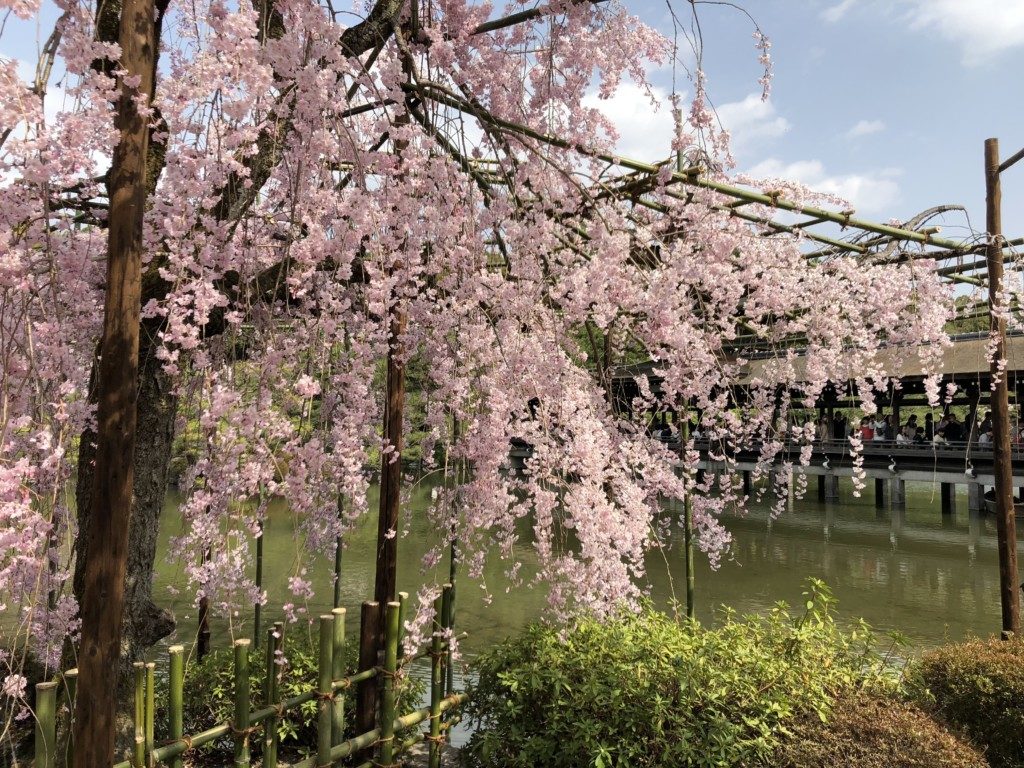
xmin=396 ymin=591 xmax=408 ymax=662
xmin=33 ymin=681 xmax=57 ymax=768
xmin=62 ymin=667 xmax=77 ymax=764
xmin=445 ymin=542 xmax=457 ymax=697
xmin=682 ymin=414 xmax=695 ymax=620
xmin=254 ymin=523 xmax=264 ymax=650
xmin=168 ymin=646 xmax=184 ymax=768
xmin=333 ymin=496 xmax=344 ymax=609
xmin=427 ymin=593 xmax=444 ymax=768
xmin=233 ymin=639 xmax=251 ymax=768
xmin=317 ymin=614 xmax=334 ymax=768
xmin=331 ymin=607 xmax=346 ymax=747
xmin=145 ymin=662 xmax=156 ymax=763
xmin=133 ymin=662 xmax=145 ymax=768
xmin=263 ymin=624 xmax=283 ymax=768
xmin=379 ymin=601 xmax=401 ymax=767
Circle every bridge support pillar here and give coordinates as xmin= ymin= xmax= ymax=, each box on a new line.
xmin=742 ymin=471 xmax=752 ymax=496
xmin=817 ymin=475 xmax=826 ymax=502
xmin=874 ymin=478 xmax=888 ymax=509
xmin=890 ymin=478 xmax=906 ymax=508
xmin=941 ymin=482 xmax=956 ymax=516
xmin=823 ymin=474 xmax=839 ymax=502
xmin=968 ymin=483 xmax=985 ymax=514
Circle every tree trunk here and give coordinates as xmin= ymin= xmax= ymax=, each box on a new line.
xmin=72 ymin=326 xmax=177 ymax=756
xmin=71 ymin=0 xmax=156 ymax=760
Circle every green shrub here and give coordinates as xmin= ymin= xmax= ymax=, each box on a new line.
xmin=771 ymin=692 xmax=988 ymax=768
xmin=912 ymin=635 xmax=1024 ymax=767
xmin=463 ymin=580 xmax=904 ymax=768
xmin=154 ymin=631 xmax=423 ymax=763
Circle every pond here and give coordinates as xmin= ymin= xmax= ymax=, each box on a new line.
xmin=152 ymin=478 xmax=1016 ymax=656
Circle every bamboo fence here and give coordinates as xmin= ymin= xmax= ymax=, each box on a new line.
xmin=29 ymin=585 xmax=463 ymax=768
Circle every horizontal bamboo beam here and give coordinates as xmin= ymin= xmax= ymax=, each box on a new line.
xmin=407 ymin=83 xmax=979 ymax=255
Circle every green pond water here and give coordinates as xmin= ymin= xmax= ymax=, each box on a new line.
xmin=151 ymin=478 xmax=1017 ymax=657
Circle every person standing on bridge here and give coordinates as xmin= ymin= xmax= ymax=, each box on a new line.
xmin=925 ymin=412 xmax=934 ymax=441
xmin=860 ymin=417 xmax=874 ymax=441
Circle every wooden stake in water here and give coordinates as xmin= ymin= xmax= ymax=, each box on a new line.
xmin=34 ymin=681 xmax=57 ymax=768
xmin=331 ymin=607 xmax=346 ymax=747
xmin=263 ymin=624 xmax=283 ymax=768
xmin=317 ymin=614 xmax=335 ymax=768
xmin=233 ymin=639 xmax=251 ymax=768
xmin=168 ymin=646 xmax=184 ymax=768
xmin=379 ymin=601 xmax=401 ymax=767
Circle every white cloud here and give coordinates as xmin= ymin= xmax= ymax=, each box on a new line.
xmin=745 ymin=158 xmax=902 ymax=215
xmin=583 ymin=83 xmax=676 ymax=163
xmin=908 ymin=0 xmax=1024 ymax=65
xmin=714 ymin=94 xmax=790 ymax=155
xmin=846 ymin=119 xmax=885 ymax=139
xmin=821 ymin=0 xmax=856 ymax=23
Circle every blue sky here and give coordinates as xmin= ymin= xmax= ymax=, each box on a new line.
xmin=603 ymin=0 xmax=1024 ymax=239
xmin=4 ymin=0 xmax=1023 ymax=240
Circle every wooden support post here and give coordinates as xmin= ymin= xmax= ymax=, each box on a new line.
xmin=985 ymin=137 xmax=1021 ymax=637
xmin=824 ymin=474 xmax=839 ymax=502
xmin=817 ymin=475 xmax=826 ymax=502
xmin=356 ymin=600 xmax=380 ymax=761
xmin=875 ymin=478 xmax=887 ymax=509
xmin=742 ymin=470 xmax=752 ymax=496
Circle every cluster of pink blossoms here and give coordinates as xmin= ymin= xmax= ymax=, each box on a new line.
xmin=0 ymin=0 xmax=958 ymax=663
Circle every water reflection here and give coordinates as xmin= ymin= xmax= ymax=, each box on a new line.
xmin=148 ymin=479 xmax=1018 ymax=657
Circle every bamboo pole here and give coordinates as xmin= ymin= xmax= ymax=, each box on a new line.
xmin=317 ymin=614 xmax=334 ymax=768
xmin=682 ymin=415 xmax=695 ymax=620
xmin=396 ymin=591 xmax=408 ymax=662
xmin=254 ymin=523 xmax=264 ymax=650
xmin=334 ymin=496 xmax=344 ymax=609
xmin=145 ymin=662 xmax=155 ymax=764
xmin=445 ymin=544 xmax=457 ymax=698
xmin=439 ymin=583 xmax=453 ymax=705
xmin=233 ymin=639 xmax=251 ymax=768
xmin=168 ymin=646 xmax=184 ymax=768
xmin=61 ymin=668 xmax=77 ymax=764
xmin=379 ymin=601 xmax=401 ymax=767
xmin=133 ymin=662 xmax=145 ymax=768
xmin=331 ymin=607 xmax=347 ymax=747
xmin=262 ymin=623 xmax=283 ymax=768
xmin=427 ymin=593 xmax=444 ymax=768
xmin=34 ymin=681 xmax=57 ymax=768
xmin=984 ymin=137 xmax=1021 ymax=637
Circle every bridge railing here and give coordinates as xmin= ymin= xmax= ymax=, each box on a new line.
xmin=30 ymin=585 xmax=463 ymax=768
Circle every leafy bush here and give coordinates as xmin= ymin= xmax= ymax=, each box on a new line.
xmin=155 ymin=631 xmax=423 ymax=763
xmin=463 ymin=580 xmax=904 ymax=768
xmin=912 ymin=635 xmax=1024 ymax=767
xmin=771 ymin=692 xmax=988 ymax=768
